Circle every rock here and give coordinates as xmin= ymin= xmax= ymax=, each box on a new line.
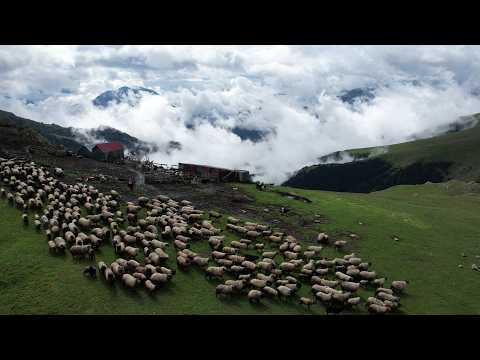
xmin=358 ymin=221 xmax=364 ymax=225
xmin=263 ymin=208 xmax=270 ymax=213
xmin=461 ymin=253 xmax=467 ymax=257
xmin=472 ymin=264 xmax=480 ymax=271
xmin=458 ymin=264 xmax=463 ymax=268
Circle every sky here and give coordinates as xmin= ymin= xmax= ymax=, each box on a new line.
xmin=1 ymin=45 xmax=480 ymax=183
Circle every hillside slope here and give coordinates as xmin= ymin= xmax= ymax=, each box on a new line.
xmin=285 ymin=114 xmax=480 ymax=192
xmin=0 ymin=109 xmax=158 ymax=156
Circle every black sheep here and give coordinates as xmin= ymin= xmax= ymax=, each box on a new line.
xmin=83 ymin=265 xmax=97 ymax=279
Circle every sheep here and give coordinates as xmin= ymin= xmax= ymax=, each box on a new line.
xmin=133 ymin=272 xmax=147 ymax=282
xmin=242 ymin=261 xmax=256 ymax=271
xmin=262 ymin=251 xmax=277 ymax=259
xmin=315 ymin=268 xmax=329 ymax=276
xmin=368 ymin=304 xmax=390 ymax=314
xmin=262 ymin=286 xmax=278 ymax=297
xmin=103 ymin=268 xmax=115 ymax=283
xmin=158 ymin=267 xmax=176 ymax=277
xmin=211 ymin=251 xmax=226 ymax=259
xmin=48 ymin=240 xmax=57 ymax=253
xmin=315 ymin=291 xmax=332 ymax=303
xmin=228 ymin=254 xmax=245 ymax=264
xmin=332 ymin=291 xmax=351 ymax=303
xmin=317 ymin=233 xmax=329 ymax=244
xmin=340 ymin=281 xmax=360 ymax=292
xmin=54 ymin=237 xmax=66 ymax=252
xmin=227 ymin=216 xmax=240 ymax=224
xmin=255 ymin=243 xmax=265 ymax=250
xmin=215 ymin=284 xmax=233 ymax=297
xmin=208 ymin=236 xmax=224 ymax=250
xmin=375 ymin=287 xmax=394 ymax=295
xmin=248 ymin=289 xmax=262 ymax=303
xmin=192 ymin=256 xmax=209 ymax=268
xmin=359 ymin=271 xmax=377 ymax=280
xmin=376 ymin=292 xmax=400 ymax=303
xmin=373 ymin=277 xmax=387 ymax=287
xmin=348 ymin=257 xmax=362 ymax=266
xmin=150 ymin=273 xmax=169 ymax=285
xmin=346 ymin=268 xmax=361 ymax=277
xmin=98 ymin=261 xmax=107 ymax=273
xmin=205 ymin=266 xmax=225 ymax=279
xmin=34 ymin=219 xmax=42 ymax=230
xmin=70 ymin=244 xmax=91 ymax=259
xmin=299 ymin=297 xmax=316 ymax=309
xmin=277 ymin=285 xmax=293 ymax=300
xmin=347 ymin=297 xmax=362 ymax=306
xmin=334 ymin=240 xmax=347 ymax=250
xmin=174 ymin=239 xmax=189 ymax=250
xmin=223 ymin=246 xmax=237 ymax=255
xmin=279 ymin=262 xmax=296 ymax=272
xmin=111 ymin=262 xmax=125 ymax=276
xmin=391 ymin=280 xmax=409 ymax=293
xmin=250 ymin=278 xmax=267 ymax=289
xmin=319 ymin=279 xmax=338 ymax=288
xmin=122 ymin=274 xmax=140 ymax=289
xmin=154 ymin=248 xmax=169 ymax=260
xmin=335 ymin=272 xmax=353 ymax=282
xmin=124 ymin=246 xmax=139 ymax=258
xmin=83 ymin=265 xmax=97 ymax=278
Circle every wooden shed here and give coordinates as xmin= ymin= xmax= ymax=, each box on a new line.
xmin=91 ymin=142 xmax=124 ymax=162
xmin=178 ymin=163 xmax=251 ymax=183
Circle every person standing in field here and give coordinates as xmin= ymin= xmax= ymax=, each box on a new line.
xmin=128 ymin=176 xmax=135 ymax=191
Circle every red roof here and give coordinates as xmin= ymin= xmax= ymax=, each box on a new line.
xmin=94 ymin=142 xmax=124 ymax=153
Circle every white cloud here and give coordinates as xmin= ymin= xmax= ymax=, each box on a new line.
xmin=1 ymin=45 xmax=480 ymax=184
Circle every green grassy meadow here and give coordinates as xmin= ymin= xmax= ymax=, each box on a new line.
xmin=1 ymin=181 xmax=480 ymax=314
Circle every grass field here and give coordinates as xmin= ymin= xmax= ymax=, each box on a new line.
xmin=1 ymin=181 xmax=480 ymax=314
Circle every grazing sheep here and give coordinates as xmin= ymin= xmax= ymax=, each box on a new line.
xmin=319 ymin=279 xmax=338 ymax=288
xmin=22 ymin=213 xmax=29 ymax=225
xmin=205 ymin=266 xmax=225 ymax=279
xmin=193 ymin=256 xmax=209 ymax=267
xmin=250 ymin=278 xmax=267 ymax=289
xmin=373 ymin=277 xmax=387 ymax=287
xmin=215 ymin=284 xmax=233 ymax=297
xmin=376 ymin=292 xmax=400 ymax=303
xmin=150 ymin=273 xmax=169 ymax=285
xmin=334 ymin=240 xmax=347 ymax=250
xmin=122 ymin=273 xmax=139 ymax=288
xmin=48 ymin=240 xmax=57 ymax=253
xmin=368 ymin=304 xmax=390 ymax=314
xmin=359 ymin=271 xmax=377 ymax=280
xmin=375 ymin=287 xmax=394 ymax=295
xmin=111 ymin=262 xmax=125 ymax=276
xmin=103 ymin=268 xmax=115 ymax=283
xmin=317 ymin=233 xmax=329 ymax=244
xmin=277 ymin=285 xmax=293 ymax=299
xmin=248 ymin=289 xmax=262 ymax=303
xmin=335 ymin=272 xmax=353 ymax=282
xmin=341 ymin=281 xmax=360 ymax=292
xmin=124 ymin=246 xmax=139 ymax=258
xmin=83 ymin=265 xmax=97 ymax=278
xmin=299 ymin=297 xmax=316 ymax=309
xmin=315 ymin=291 xmax=332 ymax=303
xmin=262 ymin=286 xmax=278 ymax=297
xmin=98 ymin=261 xmax=107 ymax=273
xmin=347 ymin=297 xmax=362 ymax=306
xmin=391 ymin=280 xmax=409 ymax=293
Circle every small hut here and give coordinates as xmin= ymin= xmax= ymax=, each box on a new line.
xmin=91 ymin=142 xmax=124 ymax=162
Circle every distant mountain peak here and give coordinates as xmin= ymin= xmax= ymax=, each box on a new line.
xmin=92 ymin=86 xmax=159 ymax=108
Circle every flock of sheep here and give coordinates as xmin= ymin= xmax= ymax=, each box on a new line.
xmin=0 ymin=157 xmax=409 ymax=314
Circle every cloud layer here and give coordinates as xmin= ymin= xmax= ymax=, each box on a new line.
xmin=1 ymin=45 xmax=480 ymax=183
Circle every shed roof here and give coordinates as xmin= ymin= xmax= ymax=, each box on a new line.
xmin=94 ymin=142 xmax=124 ymax=153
